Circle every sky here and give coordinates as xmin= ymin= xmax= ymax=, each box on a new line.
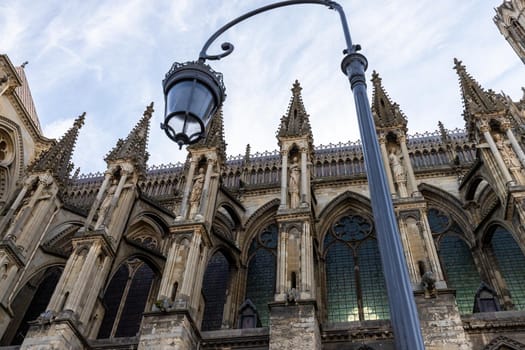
xmin=1 ymin=0 xmax=525 ymax=174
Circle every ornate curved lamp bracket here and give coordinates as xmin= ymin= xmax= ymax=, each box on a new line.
xmin=198 ymin=0 xmax=358 ymax=63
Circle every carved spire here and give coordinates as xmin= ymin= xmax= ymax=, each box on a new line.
xmin=189 ymin=108 xmax=227 ymax=165
xmin=277 ymin=80 xmax=313 ymax=140
xmin=371 ymin=71 xmax=407 ymax=131
xmin=105 ymin=103 xmax=153 ymax=176
xmin=244 ymin=144 xmax=251 ymax=164
xmin=438 ymin=121 xmax=448 ymax=141
xmin=27 ymin=113 xmax=85 ymax=187
xmin=453 ymin=58 xmax=507 ymax=129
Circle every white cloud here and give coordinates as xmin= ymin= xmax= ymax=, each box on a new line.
xmin=3 ymin=0 xmax=525 ymax=173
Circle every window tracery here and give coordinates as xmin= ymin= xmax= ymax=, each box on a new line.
xmin=201 ymin=251 xmax=230 ymax=331
xmin=97 ymin=258 xmax=155 ymax=339
xmin=489 ymin=226 xmax=525 ymax=310
xmin=9 ymin=267 xmax=62 ymax=345
xmin=245 ymin=223 xmax=278 ymax=327
xmin=429 ymin=208 xmax=481 ymax=314
xmin=323 ymin=215 xmax=389 ymax=322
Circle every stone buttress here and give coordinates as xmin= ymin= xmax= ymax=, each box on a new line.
xmin=20 ymin=104 xmax=152 ymax=350
xmin=372 ymin=72 xmax=469 ymax=349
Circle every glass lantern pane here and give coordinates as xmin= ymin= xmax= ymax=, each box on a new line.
xmin=166 ymin=80 xmax=193 ymax=115
xmin=188 ymin=83 xmax=214 ymax=123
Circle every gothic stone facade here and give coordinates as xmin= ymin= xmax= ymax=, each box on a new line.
xmin=1 ymin=4 xmax=525 ymax=349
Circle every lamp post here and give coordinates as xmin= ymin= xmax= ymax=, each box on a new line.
xmin=161 ymin=1 xmax=425 ymax=349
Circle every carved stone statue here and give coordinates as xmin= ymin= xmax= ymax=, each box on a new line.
xmin=494 ymin=132 xmax=524 ymax=183
xmin=494 ymin=133 xmax=521 ymax=168
xmin=95 ymin=178 xmax=118 ymax=228
xmin=388 ymin=148 xmax=408 ymax=196
xmin=286 ymin=288 xmax=299 ymax=304
xmin=288 ymin=157 xmax=300 ymax=208
xmin=421 ymin=270 xmax=437 ymax=299
xmin=188 ymin=167 xmax=205 ymax=218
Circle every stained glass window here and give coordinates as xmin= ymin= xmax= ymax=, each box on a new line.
xmin=245 ymin=224 xmax=278 ymax=327
xmin=201 ymin=252 xmax=230 ymax=331
xmin=98 ymin=259 xmax=155 ymax=339
xmin=97 ymin=265 xmax=128 ymax=339
xmin=439 ymin=235 xmax=480 ymax=314
xmin=115 ymin=263 xmax=155 ymax=337
xmin=490 ymin=226 xmax=525 ymax=310
xmin=11 ymin=267 xmax=62 ymax=345
xmin=428 ymin=208 xmax=450 ymax=234
xmin=430 ymin=207 xmax=481 ymax=315
xmin=324 ymin=215 xmax=389 ymax=322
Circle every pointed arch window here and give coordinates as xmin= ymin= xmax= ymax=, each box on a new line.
xmin=7 ymin=267 xmax=62 ymax=345
xmin=323 ymin=215 xmax=389 ymax=322
xmin=97 ymin=258 xmax=156 ymax=339
xmin=245 ymin=223 xmax=278 ymax=327
xmin=429 ymin=208 xmax=481 ymax=314
xmin=489 ymin=226 xmax=525 ymax=310
xmin=201 ymin=251 xmax=231 ymax=331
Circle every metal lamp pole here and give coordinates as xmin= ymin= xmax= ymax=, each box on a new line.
xmin=162 ymin=1 xmax=425 ymax=348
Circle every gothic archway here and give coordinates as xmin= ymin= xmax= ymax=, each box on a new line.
xmin=322 ymin=214 xmax=389 ymax=322
xmin=97 ymin=257 xmax=157 ymax=339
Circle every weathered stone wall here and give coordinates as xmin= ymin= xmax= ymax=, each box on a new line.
xmin=268 ymin=303 xmax=320 ymax=350
xmin=138 ymin=312 xmax=199 ymax=350
xmin=21 ymin=321 xmax=85 ymax=350
xmin=416 ymin=292 xmax=470 ymax=350
xmin=463 ymin=310 xmax=525 ymax=349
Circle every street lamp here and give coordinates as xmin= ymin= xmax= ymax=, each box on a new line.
xmin=162 ymin=1 xmax=425 ymax=349
xmin=161 ymin=61 xmax=226 ymax=148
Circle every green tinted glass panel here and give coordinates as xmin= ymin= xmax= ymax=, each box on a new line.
xmin=202 ymin=252 xmax=230 ymax=331
xmin=115 ymin=263 xmax=155 ymax=338
xmin=245 ymin=224 xmax=277 ymax=327
xmin=491 ymin=227 xmax=525 ymax=310
xmin=428 ymin=208 xmax=450 ymax=233
xmin=439 ymin=235 xmax=480 ymax=314
xmin=358 ymin=240 xmax=389 ymax=320
xmin=325 ymin=241 xmax=358 ymax=322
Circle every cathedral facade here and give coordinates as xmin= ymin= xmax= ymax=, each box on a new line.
xmin=1 ymin=2 xmax=525 ymax=349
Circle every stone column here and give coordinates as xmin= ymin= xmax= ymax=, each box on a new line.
xmin=0 ymin=176 xmax=35 ymax=231
xmin=280 ymin=151 xmax=288 ymax=209
xmin=397 ymin=218 xmax=419 ymax=284
xmin=505 ymin=125 xmax=525 ymax=168
xmin=419 ymin=213 xmax=444 ymax=283
xmin=275 ymin=226 xmax=287 ymax=300
xmin=5 ymin=177 xmax=47 ymax=239
xmin=179 ymin=233 xmax=202 ymax=308
xmin=197 ymin=160 xmax=214 ymax=218
xmin=21 ymin=237 xmax=112 ymax=349
xmin=157 ymin=239 xmax=181 ymax=301
xmin=399 ymin=135 xmax=419 ymax=196
xmin=379 ymin=135 xmax=396 ymax=196
xmin=13 ymin=176 xmax=57 ymax=253
xmin=300 ymin=222 xmax=314 ymax=299
xmin=483 ymin=127 xmax=514 ymax=185
xmin=300 ymin=148 xmax=308 ymax=205
xmin=85 ymin=170 xmax=112 ymax=228
xmin=179 ymin=160 xmax=197 ymax=219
